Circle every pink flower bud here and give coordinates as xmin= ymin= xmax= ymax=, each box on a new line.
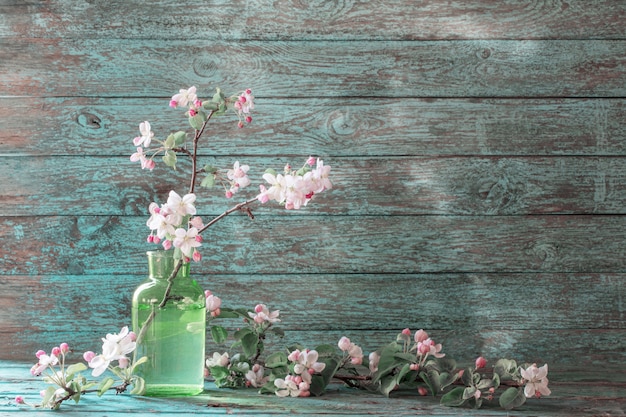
xmin=147 ymin=235 xmax=154 ymax=243
xmin=299 ymin=390 xmax=311 ymax=397
xmin=59 ymin=343 xmax=70 ymax=354
xmin=189 ymin=109 xmax=197 ymax=117
xmin=288 ymin=350 xmax=300 ymax=362
xmin=239 ymin=95 xmax=247 ymax=103
xmin=245 ymin=89 xmax=252 ymax=95
xmin=15 ymin=396 xmax=25 ymax=404
xmin=401 ymin=328 xmax=411 ymax=336
xmin=255 ymin=304 xmax=264 ymax=313
xmin=475 ymin=356 xmax=487 ymax=369
xmin=210 ymin=308 xmax=221 ymax=317
xmin=414 ymin=329 xmax=428 ymax=343
xmin=145 ymin=159 xmax=156 ymax=170
xmin=338 ymin=336 xmax=351 ymax=351
xmin=162 ymin=240 xmax=172 ymax=250
xmin=193 ymin=250 xmax=202 ymax=262
xmin=306 ymin=156 xmax=316 ymax=166
xmin=35 ymin=350 xmax=46 ymax=359
xmin=237 ymin=121 xmax=244 ymax=129
xmin=51 ymin=347 xmax=61 ymax=356
xmin=410 ymin=363 xmax=419 ymax=371
xmin=83 ymin=351 xmax=96 ymax=363
xmin=153 ymin=236 xmax=161 ymax=244
xmin=245 ymin=115 xmax=252 ymax=123
xmin=169 ymin=100 xmax=178 ymax=108
xmin=128 ymin=332 xmax=137 ymax=342
xmin=225 ymin=190 xmax=233 ymax=199
xmin=418 ymin=386 xmax=429 ymax=396
xmin=350 ymin=356 xmax=363 ymax=365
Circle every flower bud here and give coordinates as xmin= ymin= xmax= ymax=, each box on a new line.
xmin=418 ymin=386 xmax=428 ymax=396
xmin=414 ymin=329 xmax=428 ymax=343
xmin=51 ymin=347 xmax=61 ymax=356
xmin=83 ymin=351 xmax=96 ymax=363
xmin=401 ymin=328 xmax=411 ymax=336
xmin=59 ymin=343 xmax=70 ymax=354
xmin=475 ymin=356 xmax=487 ymax=369
xmin=338 ymin=336 xmax=351 ymax=351
xmin=15 ymin=396 xmax=25 ymax=404
xmin=35 ymin=350 xmax=46 ymax=359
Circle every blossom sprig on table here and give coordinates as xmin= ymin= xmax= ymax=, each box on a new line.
xmin=16 ymin=327 xmax=146 ymax=410
xmin=201 ymin=296 xmax=551 ymax=411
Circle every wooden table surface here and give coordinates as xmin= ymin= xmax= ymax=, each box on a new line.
xmin=1 ymin=361 xmax=625 ymax=416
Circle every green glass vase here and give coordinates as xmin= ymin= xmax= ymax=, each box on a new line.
xmin=132 ymin=250 xmax=206 ymax=396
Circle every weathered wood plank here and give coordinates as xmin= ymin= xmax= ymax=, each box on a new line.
xmin=2 ymin=215 xmax=625 ymax=275
xmin=2 ymin=98 xmax=625 ymax=157
xmin=1 ymin=273 xmax=623 ymax=334
xmin=1 ymin=0 xmax=625 ymax=41
xmin=2 ymin=359 xmax=625 ymax=416
xmin=2 ymin=40 xmax=624 ymax=98
xmin=3 ymin=156 xmax=626 ymax=216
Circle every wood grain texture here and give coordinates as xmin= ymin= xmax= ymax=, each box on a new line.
xmin=3 ymin=156 xmax=626 ymax=216
xmin=2 ymin=215 xmax=626 ymax=275
xmin=1 ymin=4 xmax=626 ymax=414
xmin=1 ymin=362 xmax=624 ymax=416
xmin=1 ymin=0 xmax=625 ymax=40
xmin=2 ymin=97 xmax=625 ymax=157
xmin=2 ymin=39 xmax=625 ymax=98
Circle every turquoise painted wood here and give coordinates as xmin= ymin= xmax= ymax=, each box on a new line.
xmin=1 ymin=0 xmax=626 ymax=415
xmin=2 ymin=361 xmax=625 ymax=416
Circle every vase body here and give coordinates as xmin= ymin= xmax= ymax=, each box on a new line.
xmin=132 ymin=251 xmax=206 ymax=396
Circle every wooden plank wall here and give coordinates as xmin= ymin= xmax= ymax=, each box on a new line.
xmin=1 ymin=1 xmax=625 ymax=381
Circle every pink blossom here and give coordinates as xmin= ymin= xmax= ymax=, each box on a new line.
xmin=172 ymin=227 xmax=202 ymax=257
xmin=133 ymin=121 xmax=154 ymax=147
xmin=402 ymin=328 xmax=411 ymax=336
xmin=248 ymin=304 xmax=280 ymax=324
xmin=170 ymin=86 xmax=197 ymax=108
xmin=520 ymin=363 xmax=551 ymax=398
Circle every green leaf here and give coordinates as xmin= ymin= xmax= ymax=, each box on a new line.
xmin=241 ymin=332 xmax=259 ymax=358
xmin=130 ymin=377 xmax=145 ymax=395
xmin=203 ymin=101 xmax=219 ymax=111
xmin=379 ymin=374 xmax=398 ymax=397
xmin=131 ymin=356 xmax=148 ymax=373
xmin=440 ymin=386 xmax=467 ymax=407
xmin=201 ymin=174 xmax=215 ymax=188
xmin=208 ymin=365 xmax=229 ymax=381
xmin=476 ymin=377 xmax=494 ymax=390
xmin=233 ymin=327 xmax=254 ymax=340
xmin=463 ymin=386 xmax=477 ymax=400
xmin=314 ymin=344 xmax=337 ymax=357
xmin=265 ymin=351 xmax=288 ymax=368
xmin=264 ymin=168 xmax=277 ymax=176
xmin=211 ymin=325 xmax=228 ymax=344
xmin=98 ymin=377 xmax=115 ymax=397
xmin=41 ymin=386 xmax=56 ymax=408
xmin=162 ymin=150 xmax=177 ymax=169
xmin=494 ymin=359 xmax=518 ymax=380
xmin=499 ymin=387 xmax=527 ymax=410
xmin=438 ymin=371 xmax=459 ymax=391
xmin=164 ymin=133 xmax=176 ymax=148
xmin=65 ymin=362 xmax=88 ymax=378
xmin=371 ymin=342 xmax=403 ymax=383
xmin=189 ymin=113 xmax=206 ymax=130
xmin=393 ymin=352 xmax=416 ymax=362
xmin=173 ymin=130 xmax=187 ymax=146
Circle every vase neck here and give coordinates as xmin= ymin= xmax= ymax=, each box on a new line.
xmin=146 ymin=251 xmax=190 ymax=280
